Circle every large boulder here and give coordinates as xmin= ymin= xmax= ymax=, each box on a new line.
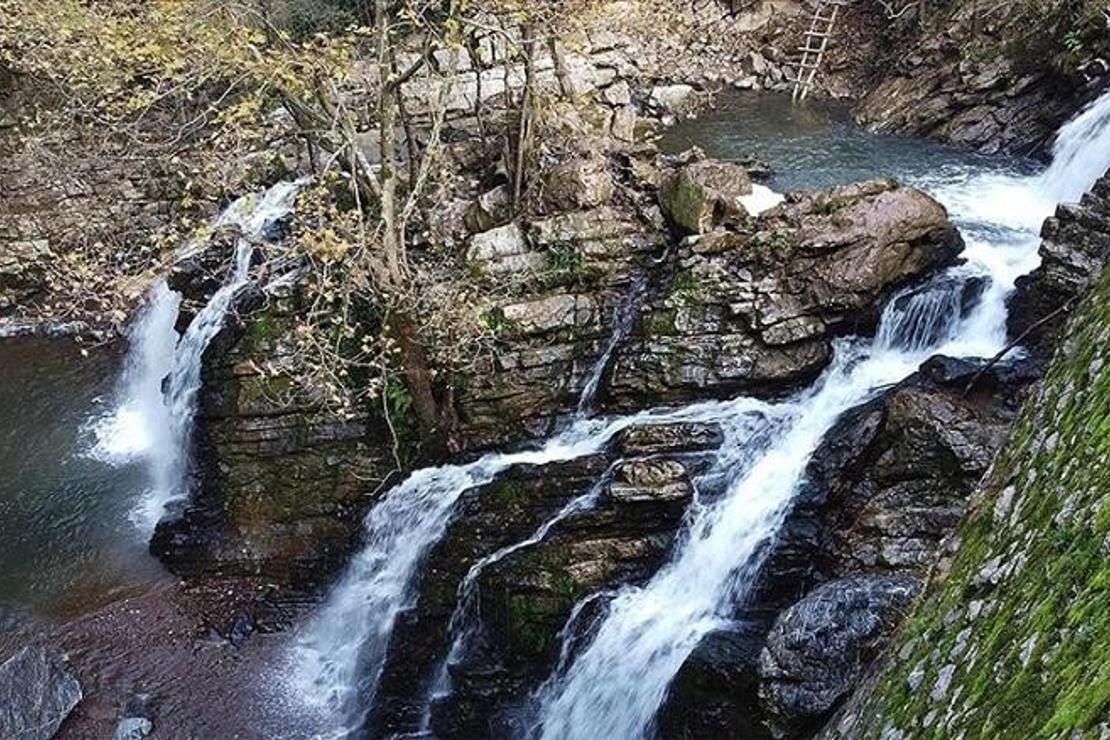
xmin=801 ymin=356 xmax=1019 ymax=576
xmin=758 ymin=575 xmax=920 ymax=738
xmin=608 ymin=179 xmax=963 ymax=408
xmin=657 ymin=625 xmax=773 ymax=740
xmin=0 ymin=643 xmax=83 ymax=740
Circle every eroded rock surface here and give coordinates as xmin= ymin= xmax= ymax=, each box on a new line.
xmin=758 ymin=575 xmax=919 ymax=738
xmin=608 ymin=180 xmax=962 ymax=408
xmin=1009 ymin=170 xmax=1110 ymax=360
xmin=0 ymin=643 xmax=83 ymax=740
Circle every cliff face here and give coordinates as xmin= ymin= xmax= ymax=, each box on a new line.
xmin=821 ymin=244 xmax=1110 ymax=738
xmin=852 ymin=0 xmax=1110 ymax=156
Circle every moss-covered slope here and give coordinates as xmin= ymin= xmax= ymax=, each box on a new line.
xmin=824 ymin=265 xmax=1110 ymax=738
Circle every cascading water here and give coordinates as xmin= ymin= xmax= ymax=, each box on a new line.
xmin=527 ymin=88 xmax=1110 ymax=739
xmin=288 ymin=395 xmax=773 ymax=737
xmin=287 ymin=87 xmax=1110 ymax=739
xmin=91 ymin=181 xmax=302 ymax=531
xmin=418 ymin=467 xmax=617 ymax=730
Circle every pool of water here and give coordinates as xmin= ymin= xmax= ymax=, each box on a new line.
xmin=662 ymin=92 xmax=1041 ymax=191
xmin=0 ymin=339 xmax=167 ymax=623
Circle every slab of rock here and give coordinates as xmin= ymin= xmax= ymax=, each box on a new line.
xmin=0 ymin=238 xmax=51 ymax=312
xmin=466 ymin=222 xmax=546 ymax=276
xmin=609 ymin=178 xmax=962 ymax=408
xmin=759 ymin=575 xmax=920 ymax=738
xmin=542 ymin=154 xmax=614 ymax=211
xmin=0 ymin=644 xmax=83 ymax=740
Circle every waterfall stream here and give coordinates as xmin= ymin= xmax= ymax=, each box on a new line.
xmin=528 ymin=89 xmax=1110 ymax=739
xmin=287 ymin=88 xmax=1110 ymax=739
xmin=91 ymin=182 xmax=301 ymax=532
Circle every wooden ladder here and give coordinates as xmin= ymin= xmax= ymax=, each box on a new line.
xmin=792 ymin=0 xmax=848 ymax=103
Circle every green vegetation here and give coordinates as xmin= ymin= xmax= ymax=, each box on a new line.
xmin=843 ymin=266 xmax=1110 ymax=738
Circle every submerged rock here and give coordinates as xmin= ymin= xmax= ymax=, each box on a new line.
xmin=0 ymin=643 xmax=83 ymax=740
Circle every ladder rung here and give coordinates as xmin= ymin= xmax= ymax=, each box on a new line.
xmin=805 ymin=31 xmax=832 ymax=37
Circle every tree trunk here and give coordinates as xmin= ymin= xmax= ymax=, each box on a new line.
xmin=387 ymin=311 xmax=455 ymax=446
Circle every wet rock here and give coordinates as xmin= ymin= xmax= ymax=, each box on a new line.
xmin=758 ymin=575 xmax=920 ymax=738
xmin=609 ymin=179 xmax=963 ymax=408
xmin=801 ymin=367 xmax=1017 ymax=577
xmin=659 ymin=157 xmax=754 ymax=233
xmin=614 ymin=421 xmax=723 ymax=456
xmin=370 ymin=455 xmax=611 ymax=736
xmin=167 ymin=226 xmax=242 ymax=308
xmin=658 ymin=624 xmax=774 ymax=740
xmin=0 ymin=643 xmax=83 ymax=740
xmin=153 ymin=281 xmax=396 ymax=584
xmin=422 ymin=424 xmax=720 ymax=737
xmin=1009 ymin=170 xmax=1110 ymax=360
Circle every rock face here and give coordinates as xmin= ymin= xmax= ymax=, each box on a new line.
xmin=852 ymin=2 xmax=1108 ymax=154
xmin=368 ymin=421 xmax=721 ymax=737
xmin=608 ymin=180 xmax=963 ymax=408
xmin=657 ymin=354 xmax=1028 ymax=739
xmin=0 ymin=644 xmax=83 ymax=740
xmin=152 ymin=274 xmax=398 ymax=584
xmin=0 ymin=238 xmax=50 ymax=313
xmin=758 ymin=575 xmax=919 ymax=738
xmin=801 ymin=356 xmax=1020 ymax=577
xmin=822 ymin=263 xmax=1110 ymax=739
xmin=1009 ymin=170 xmax=1110 ymax=360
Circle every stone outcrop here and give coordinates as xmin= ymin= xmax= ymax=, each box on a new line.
xmin=368 ymin=421 xmax=721 ymax=737
xmin=658 ymin=156 xmax=754 ymax=233
xmin=0 ymin=237 xmax=50 ymax=313
xmin=759 ymin=575 xmax=919 ymax=739
xmin=152 ymin=270 xmax=399 ymax=584
xmin=0 ymin=643 xmax=83 ymax=740
xmin=1009 ymin=170 xmax=1110 ymax=360
xmin=607 ymin=179 xmax=963 ymax=408
xmin=657 ymin=353 xmax=1029 ymax=739
xmin=853 ymin=2 xmax=1108 ymax=155
xmin=821 ymin=262 xmax=1110 ymax=739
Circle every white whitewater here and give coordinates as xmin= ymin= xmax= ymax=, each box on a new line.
xmin=92 ymin=181 xmax=302 ymax=531
xmin=419 ymin=468 xmax=617 ymax=730
xmin=529 ymin=88 xmax=1110 ymax=739
xmin=288 ymin=394 xmax=774 ymax=737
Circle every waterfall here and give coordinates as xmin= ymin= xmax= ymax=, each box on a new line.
xmin=577 ymin=278 xmax=646 ymax=416
xmin=288 ymin=396 xmax=773 ymax=737
xmin=418 ymin=468 xmax=616 ymax=731
xmin=91 ymin=181 xmax=302 ymax=532
xmin=1038 ymin=88 xmax=1110 ymax=205
xmin=287 ymin=88 xmax=1110 ymax=738
xmin=527 ymin=89 xmax=1110 ymax=740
